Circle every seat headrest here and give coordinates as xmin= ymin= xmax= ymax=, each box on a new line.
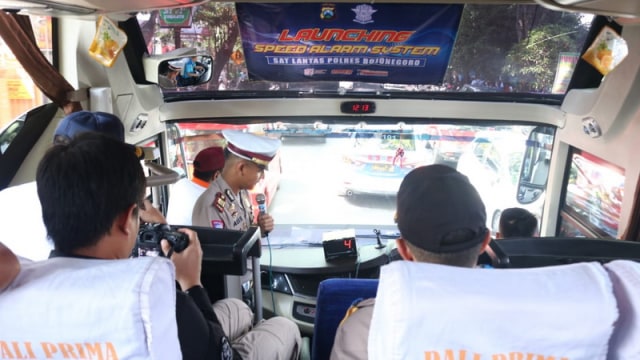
xmin=0 ymin=256 xmax=181 ymax=359
xmin=369 ymin=261 xmax=617 ymax=360
xmin=604 ymin=260 xmax=640 ymax=359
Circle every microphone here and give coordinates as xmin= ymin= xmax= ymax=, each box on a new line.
xmin=256 ymin=193 xmax=268 ymax=236
xmin=256 ymin=193 xmax=267 ymax=214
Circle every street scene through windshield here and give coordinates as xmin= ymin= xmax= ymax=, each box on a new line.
xmin=171 ymin=123 xmax=543 ymax=245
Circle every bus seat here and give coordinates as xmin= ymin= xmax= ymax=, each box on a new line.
xmin=0 ymin=256 xmax=181 ymax=359
xmin=604 ymin=260 xmax=640 ymax=359
xmin=368 ymin=261 xmax=617 ymax=360
xmin=312 ymin=278 xmax=378 ymax=360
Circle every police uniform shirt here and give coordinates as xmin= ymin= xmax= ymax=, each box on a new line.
xmin=329 ymin=298 xmax=375 ymax=360
xmin=192 ymin=175 xmax=254 ymax=231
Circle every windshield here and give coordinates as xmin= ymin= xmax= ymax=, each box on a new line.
xmin=169 ymin=121 xmax=546 ymax=245
xmin=138 ymin=3 xmax=592 ymax=98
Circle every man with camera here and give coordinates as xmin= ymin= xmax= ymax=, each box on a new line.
xmin=0 ymin=110 xmax=165 ymax=260
xmin=39 ymin=132 xmax=299 ymax=360
xmin=38 ymin=132 xmax=236 ymax=359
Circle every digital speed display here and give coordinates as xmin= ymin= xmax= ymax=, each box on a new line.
xmin=340 ymin=101 xmax=376 ymax=114
xmin=323 ymin=238 xmax=358 ymax=261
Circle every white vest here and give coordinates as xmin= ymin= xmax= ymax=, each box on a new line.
xmin=0 ymin=182 xmax=51 ymax=261
xmin=604 ymin=260 xmax=640 ymax=359
xmin=0 ymin=256 xmax=181 ymax=359
xmin=166 ymin=178 xmax=207 ymax=226
xmin=369 ymin=261 xmax=618 ymax=360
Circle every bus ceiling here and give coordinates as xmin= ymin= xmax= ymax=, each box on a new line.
xmin=0 ymin=0 xmax=639 ymax=19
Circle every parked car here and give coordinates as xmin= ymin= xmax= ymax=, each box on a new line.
xmin=264 ymin=121 xmax=331 ymax=138
xmin=0 ymin=115 xmax=25 ymax=154
xmin=342 ymin=126 xmax=431 ymax=196
xmin=425 ymin=124 xmax=477 ymax=165
xmin=456 ymin=130 xmax=543 ymax=234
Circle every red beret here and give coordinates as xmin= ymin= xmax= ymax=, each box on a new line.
xmin=193 ymin=146 xmax=225 ymax=172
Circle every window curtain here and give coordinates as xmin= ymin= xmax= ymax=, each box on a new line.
xmin=0 ymin=11 xmax=81 ymax=114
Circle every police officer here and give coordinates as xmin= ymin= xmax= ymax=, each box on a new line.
xmin=192 ymin=129 xmax=279 ymax=235
xmin=330 ymin=165 xmax=491 ymax=360
xmin=192 ymin=130 xmax=301 ymax=360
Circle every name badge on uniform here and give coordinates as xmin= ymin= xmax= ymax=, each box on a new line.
xmin=225 ymin=189 xmax=235 ymax=202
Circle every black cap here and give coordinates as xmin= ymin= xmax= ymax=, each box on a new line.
xmin=396 ymin=164 xmax=487 ymax=253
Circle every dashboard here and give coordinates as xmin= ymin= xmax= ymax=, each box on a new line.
xmin=259 ymin=244 xmax=397 ymax=335
xmin=193 ymin=225 xmax=640 ymax=337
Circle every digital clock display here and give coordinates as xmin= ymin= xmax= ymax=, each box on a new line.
xmin=340 ymin=101 xmax=376 ymax=114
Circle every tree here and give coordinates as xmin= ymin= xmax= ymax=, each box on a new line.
xmin=446 ymin=4 xmax=587 ymax=90
xmin=503 ymin=23 xmax=584 ymax=92
xmin=447 ymin=5 xmax=520 ymax=85
xmin=140 ymin=11 xmax=159 ymax=51
xmin=192 ymin=3 xmax=240 ymax=88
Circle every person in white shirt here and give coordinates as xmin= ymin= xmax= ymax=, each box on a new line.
xmin=0 ymin=111 xmax=126 ymax=261
xmin=166 ymin=146 xmax=224 ymax=225
xmin=0 ymin=111 xmax=167 ymax=261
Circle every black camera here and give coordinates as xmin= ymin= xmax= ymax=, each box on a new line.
xmin=134 ymin=223 xmax=189 ymax=257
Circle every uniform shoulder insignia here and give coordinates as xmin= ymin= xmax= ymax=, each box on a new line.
xmin=213 ymin=192 xmax=225 ymax=213
xmin=338 ymin=297 xmax=375 ymax=327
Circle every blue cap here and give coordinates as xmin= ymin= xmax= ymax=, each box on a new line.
xmin=53 ymin=111 xmax=124 ymax=144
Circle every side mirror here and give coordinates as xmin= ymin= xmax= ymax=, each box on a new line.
xmin=517 ymin=126 xmax=555 ymax=204
xmin=143 ymin=49 xmax=213 ymax=89
xmin=158 ymin=55 xmax=213 ymax=88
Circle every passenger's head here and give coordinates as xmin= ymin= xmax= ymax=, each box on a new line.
xmin=37 ymin=132 xmax=146 ymax=258
xmin=497 ymin=207 xmax=538 ymax=239
xmin=193 ymin=146 xmax=225 ymax=182
xmin=221 ymin=130 xmax=281 ymax=188
xmin=53 ymin=111 xmax=124 ymax=145
xmin=395 ymin=164 xmax=490 ymax=268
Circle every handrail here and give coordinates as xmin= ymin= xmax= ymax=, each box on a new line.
xmin=145 ymin=162 xmax=180 ymax=187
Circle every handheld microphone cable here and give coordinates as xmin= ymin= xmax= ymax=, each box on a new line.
xmin=256 ymin=193 xmax=277 ymax=315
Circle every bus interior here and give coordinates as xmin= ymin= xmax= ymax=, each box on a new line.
xmin=1 ymin=0 xmax=640 ymax=358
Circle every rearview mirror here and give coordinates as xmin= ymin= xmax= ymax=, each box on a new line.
xmin=517 ymin=126 xmax=555 ymax=205
xmin=158 ymin=55 xmax=213 ymax=89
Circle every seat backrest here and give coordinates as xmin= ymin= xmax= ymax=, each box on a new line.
xmin=312 ymin=278 xmax=378 ymax=360
xmin=368 ymin=261 xmax=618 ymax=360
xmin=0 ymin=256 xmax=181 ymax=359
xmin=604 ymin=260 xmax=640 ymax=359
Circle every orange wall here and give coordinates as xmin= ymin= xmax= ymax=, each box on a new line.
xmin=0 ymin=16 xmax=51 ymax=129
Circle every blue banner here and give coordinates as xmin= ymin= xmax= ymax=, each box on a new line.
xmin=235 ymin=3 xmax=463 ymax=84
